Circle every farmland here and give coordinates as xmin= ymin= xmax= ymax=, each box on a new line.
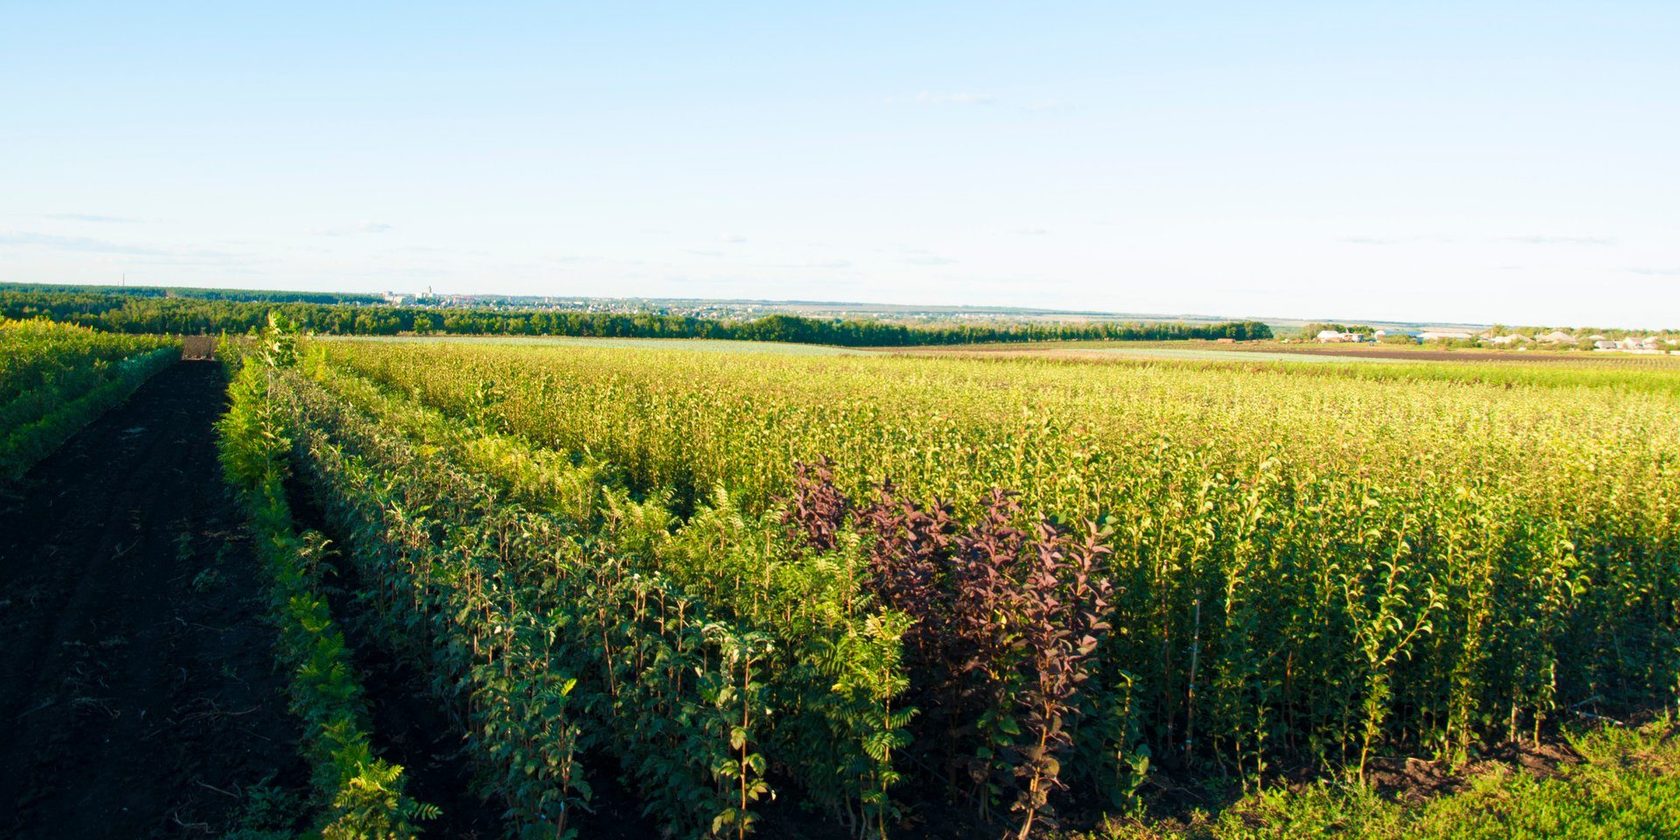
xmin=222 ymin=330 xmax=1677 ymax=837
xmin=2 ymin=317 xmax=1676 ymax=838
xmin=8 ymin=2 xmax=1676 ymax=833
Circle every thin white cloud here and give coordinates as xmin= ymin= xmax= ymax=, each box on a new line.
xmin=761 ymin=259 xmax=852 ymax=270
xmin=1500 ymin=235 xmax=1615 ymax=246
xmin=720 ymin=234 xmax=748 ymax=244
xmin=1024 ymin=98 xmax=1070 ymax=112
xmin=0 ymin=230 xmax=241 ymax=260
xmin=1340 ymin=234 xmax=1615 ymax=246
xmin=0 ymin=231 xmax=169 ymax=255
xmin=888 ymin=91 xmax=1072 ymax=111
xmin=315 ymin=221 xmax=394 ymax=236
xmin=888 ymin=91 xmax=996 ymax=106
xmin=1339 ymin=236 xmax=1391 ymax=245
xmin=1338 ymin=235 xmax=1450 ymax=245
xmin=887 ymin=245 xmax=958 ymax=267
xmin=1628 ymin=267 xmax=1680 ymax=276
xmin=919 ymin=91 xmax=993 ymax=105
xmin=43 ymin=212 xmax=141 ymax=223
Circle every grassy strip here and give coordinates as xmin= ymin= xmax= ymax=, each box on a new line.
xmin=0 ymin=346 xmax=176 ymax=480
xmin=217 ymin=338 xmax=431 ymax=838
xmin=1087 ymin=719 xmax=1680 ymax=839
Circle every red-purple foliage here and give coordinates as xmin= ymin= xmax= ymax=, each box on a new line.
xmin=857 ymin=479 xmax=957 ymax=659
xmin=781 ymin=456 xmax=850 ymax=551
xmin=780 ymin=461 xmax=1117 ymax=837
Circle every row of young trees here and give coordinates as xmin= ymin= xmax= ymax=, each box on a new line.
xmin=0 ymin=285 xmax=1272 ymax=346
xmin=259 ymin=339 xmax=1168 ymax=837
xmin=311 ymin=337 xmax=1678 ymax=835
xmin=218 ymin=329 xmax=432 ymax=836
xmin=256 ymin=334 xmax=1680 ymax=838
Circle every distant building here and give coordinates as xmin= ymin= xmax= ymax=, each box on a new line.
xmin=1316 ymin=330 xmax=1366 ymax=343
xmin=1537 ymin=330 xmax=1576 ymax=343
xmin=1611 ymin=336 xmax=1664 ymax=352
xmin=1418 ymin=330 xmax=1474 ymax=341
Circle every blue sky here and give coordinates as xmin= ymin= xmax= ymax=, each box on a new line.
xmin=2 ymin=2 xmax=1676 ymax=327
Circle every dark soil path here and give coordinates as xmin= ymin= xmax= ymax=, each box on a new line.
xmin=0 ymin=361 xmax=306 ymax=838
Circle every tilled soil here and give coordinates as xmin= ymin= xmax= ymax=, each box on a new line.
xmin=0 ymin=361 xmax=306 ymax=838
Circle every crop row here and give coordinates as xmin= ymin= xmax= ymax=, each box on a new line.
xmin=267 ymin=344 xmax=944 ymax=837
xmin=217 ymin=336 xmax=430 ymax=836
xmin=283 ymin=344 xmax=1173 ymax=835
xmin=289 ymin=337 xmax=1678 ymax=835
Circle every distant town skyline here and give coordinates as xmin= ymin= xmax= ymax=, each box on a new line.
xmin=3 ymin=2 xmax=1677 ymax=328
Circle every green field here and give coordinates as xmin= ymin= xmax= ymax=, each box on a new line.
xmin=5 ymin=316 xmax=1673 ymax=837
xmin=203 ymin=329 xmax=1680 ymax=838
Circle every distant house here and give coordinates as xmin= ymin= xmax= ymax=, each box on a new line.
xmin=1418 ymin=330 xmax=1473 ymax=341
xmin=1316 ymin=330 xmax=1366 ymax=343
xmin=1482 ymin=334 xmax=1532 ymax=346
xmin=1616 ymin=336 xmax=1664 ymax=352
xmin=1537 ymin=330 xmax=1576 ymax=344
xmin=1372 ymin=328 xmax=1420 ymax=339
xmin=1591 ymin=338 xmax=1662 ymax=352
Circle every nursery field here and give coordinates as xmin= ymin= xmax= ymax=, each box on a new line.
xmin=0 ymin=318 xmax=176 ymax=480
xmin=3 ymin=319 xmax=1676 ymax=837
xmin=213 ymin=331 xmax=1679 ymax=838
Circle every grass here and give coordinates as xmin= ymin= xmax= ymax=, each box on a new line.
xmin=1087 ymin=719 xmax=1680 ymax=839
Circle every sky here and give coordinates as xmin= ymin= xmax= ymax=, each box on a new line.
xmin=2 ymin=2 xmax=1677 ymax=328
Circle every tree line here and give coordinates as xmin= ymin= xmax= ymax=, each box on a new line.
xmin=0 ymin=285 xmax=1272 ymax=347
